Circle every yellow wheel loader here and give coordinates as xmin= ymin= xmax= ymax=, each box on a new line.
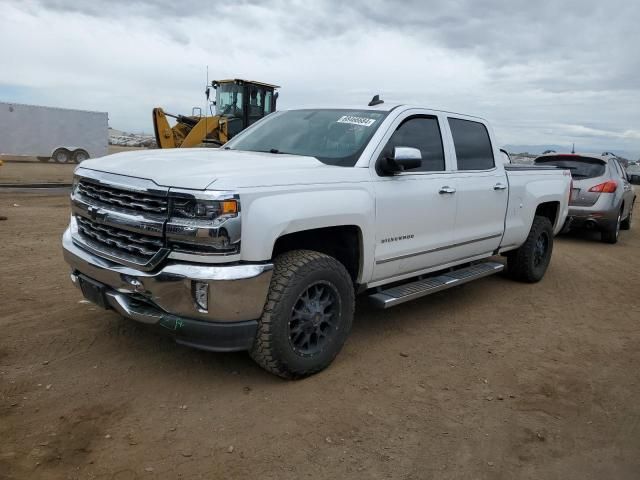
xmin=152 ymin=79 xmax=279 ymax=149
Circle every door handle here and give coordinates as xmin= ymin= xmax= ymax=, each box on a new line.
xmin=439 ymin=186 xmax=456 ymax=194
xmin=493 ymin=183 xmax=507 ymax=191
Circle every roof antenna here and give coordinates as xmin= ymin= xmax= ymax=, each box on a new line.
xmin=368 ymin=94 xmax=384 ymax=107
xmin=571 ymin=143 xmax=575 ymax=154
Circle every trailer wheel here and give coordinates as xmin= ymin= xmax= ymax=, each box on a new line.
xmin=51 ymin=148 xmax=72 ymax=163
xmin=72 ymin=149 xmax=89 ymax=163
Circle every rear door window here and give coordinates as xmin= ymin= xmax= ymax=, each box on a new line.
xmin=448 ymin=118 xmax=495 ymax=170
xmin=534 ymin=156 xmax=606 ymax=179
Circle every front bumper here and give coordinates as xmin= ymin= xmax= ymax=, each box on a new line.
xmin=62 ymin=227 xmax=273 ymax=351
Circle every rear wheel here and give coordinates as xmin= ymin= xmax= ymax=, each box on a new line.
xmin=72 ymin=149 xmax=89 ymax=163
xmin=620 ymin=202 xmax=633 ymax=230
xmin=506 ymin=216 xmax=554 ymax=283
xmin=250 ymin=250 xmax=354 ymax=379
xmin=601 ymin=209 xmax=622 ymax=243
xmin=51 ymin=148 xmax=71 ymax=163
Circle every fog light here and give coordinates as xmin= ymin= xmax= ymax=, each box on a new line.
xmin=193 ymin=281 xmax=209 ymax=312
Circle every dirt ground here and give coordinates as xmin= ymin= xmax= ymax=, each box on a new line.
xmin=0 ymin=147 xmax=145 ymax=185
xmin=1 ymin=192 xmax=639 ymax=480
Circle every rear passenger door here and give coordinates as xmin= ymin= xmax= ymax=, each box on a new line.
xmin=446 ymin=117 xmax=508 ymax=258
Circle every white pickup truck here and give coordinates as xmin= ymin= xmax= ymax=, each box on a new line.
xmin=62 ymin=103 xmax=571 ymax=378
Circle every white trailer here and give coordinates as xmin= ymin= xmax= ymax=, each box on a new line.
xmin=0 ymin=101 xmax=108 ymax=163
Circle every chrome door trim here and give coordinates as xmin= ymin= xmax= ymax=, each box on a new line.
xmin=376 ymin=233 xmax=502 ymax=265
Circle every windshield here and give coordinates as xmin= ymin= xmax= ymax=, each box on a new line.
xmin=225 ymin=109 xmax=389 ymax=166
xmin=535 ymin=155 xmax=606 ymax=179
xmin=216 ymin=83 xmax=244 ymax=118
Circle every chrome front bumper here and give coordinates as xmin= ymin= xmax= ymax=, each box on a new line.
xmin=62 ymin=227 xmax=273 ymax=324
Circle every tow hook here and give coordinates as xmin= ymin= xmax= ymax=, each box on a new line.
xmin=122 ymin=275 xmax=145 ymax=293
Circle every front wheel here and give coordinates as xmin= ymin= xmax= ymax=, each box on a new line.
xmin=250 ymin=250 xmax=355 ymax=379
xmin=506 ymin=216 xmax=554 ymax=283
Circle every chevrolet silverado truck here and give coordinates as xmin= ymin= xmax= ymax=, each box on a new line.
xmin=62 ymin=104 xmax=571 ymax=378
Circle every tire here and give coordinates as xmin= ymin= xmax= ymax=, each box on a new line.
xmin=506 ymin=216 xmax=554 ymax=283
xmin=51 ymin=148 xmax=71 ymax=163
xmin=72 ymin=149 xmax=89 ymax=163
xmin=620 ymin=202 xmax=633 ymax=230
xmin=250 ymin=250 xmax=355 ymax=379
xmin=601 ymin=209 xmax=622 ymax=243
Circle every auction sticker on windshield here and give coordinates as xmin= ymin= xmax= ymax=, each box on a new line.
xmin=337 ymin=115 xmax=377 ymax=127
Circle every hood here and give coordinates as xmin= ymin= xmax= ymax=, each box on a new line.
xmin=78 ymin=148 xmax=342 ymax=190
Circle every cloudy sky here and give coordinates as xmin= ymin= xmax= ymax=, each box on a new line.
xmin=1 ymin=0 xmax=639 ymax=157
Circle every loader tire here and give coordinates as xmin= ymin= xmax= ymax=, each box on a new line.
xmin=250 ymin=250 xmax=354 ymax=379
xmin=506 ymin=216 xmax=553 ymax=283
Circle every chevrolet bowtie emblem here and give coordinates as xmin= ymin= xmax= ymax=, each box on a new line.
xmin=87 ymin=206 xmax=107 ymax=221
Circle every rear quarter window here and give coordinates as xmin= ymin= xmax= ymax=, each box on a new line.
xmin=534 ymin=156 xmax=606 ymax=179
xmin=448 ymin=118 xmax=495 ymax=170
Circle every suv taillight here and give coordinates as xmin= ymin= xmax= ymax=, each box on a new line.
xmin=588 ymin=181 xmax=617 ymax=193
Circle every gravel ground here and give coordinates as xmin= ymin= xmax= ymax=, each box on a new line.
xmin=0 ymin=192 xmax=639 ymax=480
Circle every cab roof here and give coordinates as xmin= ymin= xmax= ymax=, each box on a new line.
xmin=216 ymin=79 xmax=280 ymax=89
xmin=283 ymin=103 xmax=488 ymax=121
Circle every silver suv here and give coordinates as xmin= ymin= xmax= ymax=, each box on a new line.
xmin=535 ymin=153 xmax=636 ymax=243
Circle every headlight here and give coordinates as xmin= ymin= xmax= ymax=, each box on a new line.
xmin=166 ymin=192 xmax=241 ymax=255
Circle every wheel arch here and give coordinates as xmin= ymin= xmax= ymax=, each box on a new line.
xmin=239 ymin=188 xmax=375 ymax=282
xmin=534 ymin=201 xmax=560 ymax=229
xmin=271 ymin=225 xmax=364 ymax=285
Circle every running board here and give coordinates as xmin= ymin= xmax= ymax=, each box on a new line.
xmin=369 ymin=261 xmax=504 ymax=309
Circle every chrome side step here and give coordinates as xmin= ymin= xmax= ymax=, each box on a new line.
xmin=369 ymin=261 xmax=504 ymax=309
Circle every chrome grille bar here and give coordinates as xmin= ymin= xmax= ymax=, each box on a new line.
xmin=77 ymin=180 xmax=168 ymax=214
xmin=76 ymin=216 xmax=162 ymax=259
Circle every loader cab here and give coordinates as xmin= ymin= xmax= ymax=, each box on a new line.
xmin=213 ymin=79 xmax=279 ymax=139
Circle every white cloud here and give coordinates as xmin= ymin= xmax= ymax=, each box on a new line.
xmin=0 ymin=0 xmax=638 ymax=157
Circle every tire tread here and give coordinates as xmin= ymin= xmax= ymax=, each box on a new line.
xmin=249 ymin=249 xmax=354 ymax=379
xmin=506 ymin=216 xmax=553 ymax=283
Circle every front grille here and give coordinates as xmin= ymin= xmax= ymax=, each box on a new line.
xmin=76 ymin=215 xmax=164 ymax=261
xmin=77 ymin=180 xmax=168 ymax=215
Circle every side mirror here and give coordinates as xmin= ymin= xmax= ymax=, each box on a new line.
xmin=378 ymin=147 xmax=422 ymax=175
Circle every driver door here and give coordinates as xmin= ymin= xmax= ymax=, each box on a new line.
xmin=372 ymin=112 xmax=458 ymax=283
